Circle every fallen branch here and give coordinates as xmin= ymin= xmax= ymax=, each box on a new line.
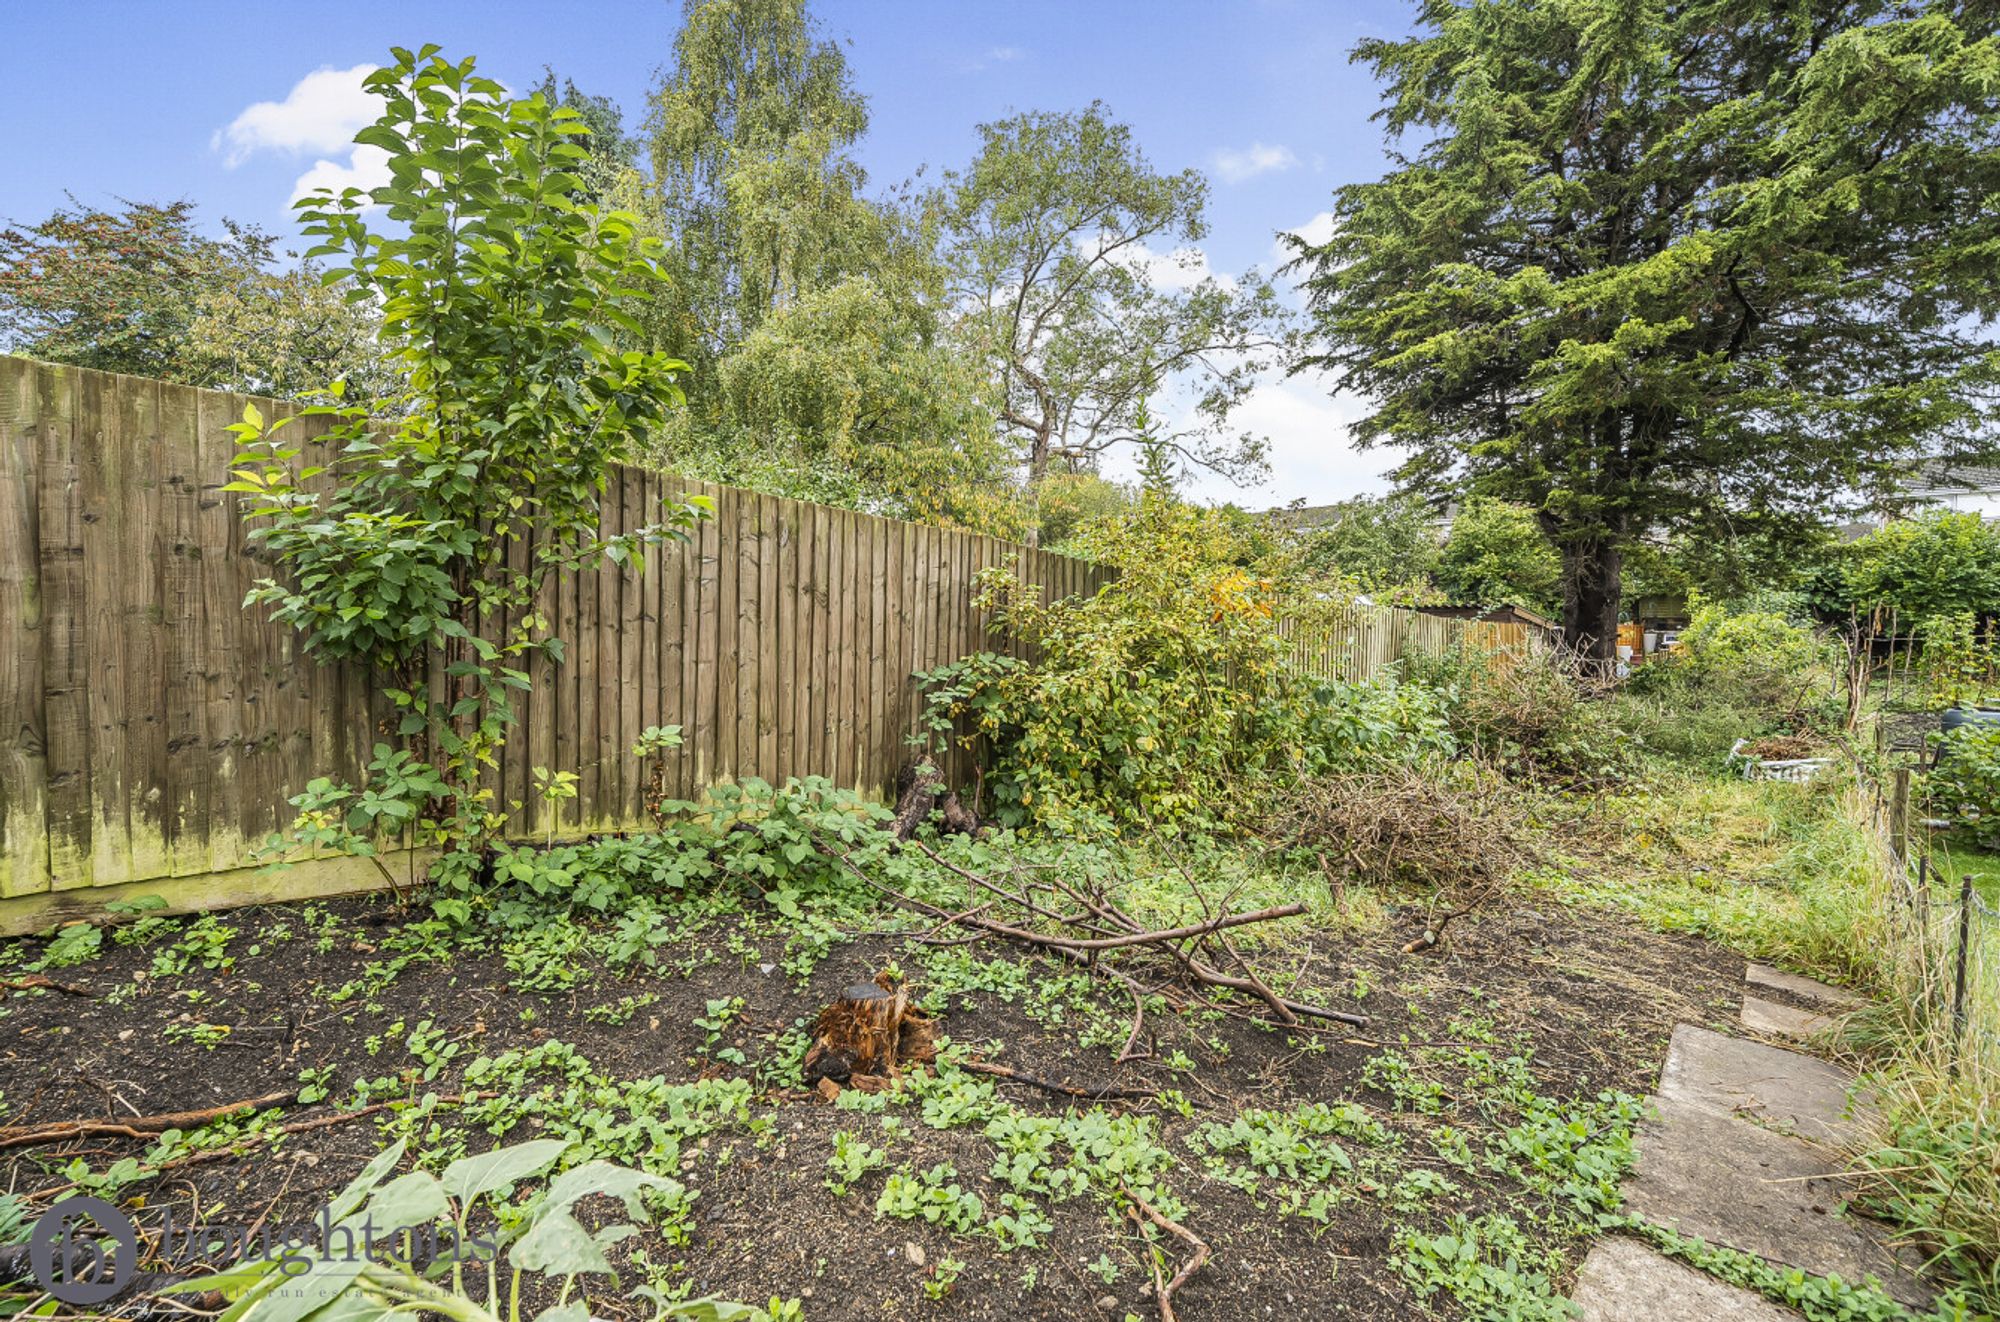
xmin=0 ymin=1091 xmax=296 ymax=1150
xmin=1400 ymin=880 xmax=1505 ymax=955
xmin=959 ymin=1060 xmax=1160 ymax=1102
xmin=21 ymin=1092 xmax=500 ymax=1200
xmin=1122 ymin=1184 xmax=1211 ymax=1322
xmin=0 ymin=974 xmax=95 ymax=997
xmin=815 ymin=838 xmax=1368 ymax=1028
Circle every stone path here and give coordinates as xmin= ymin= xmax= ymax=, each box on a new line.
xmin=1570 ymin=961 xmax=1933 ymax=1319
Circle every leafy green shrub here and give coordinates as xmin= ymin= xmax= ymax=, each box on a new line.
xmin=431 ymin=777 xmax=891 ymax=925
xmin=1915 ymin=611 xmax=1998 ymax=709
xmin=917 ymin=498 xmax=1454 ymax=830
xmin=230 ymin=46 xmax=707 ymax=861
xmin=1410 ymin=644 xmax=1643 ymax=784
xmin=1606 ymin=690 xmax=1753 ymax=768
xmin=1842 ymin=509 xmax=2000 ymax=623
xmin=1629 ymin=596 xmax=1838 ymax=729
xmin=1925 ymin=724 xmax=2000 ymax=846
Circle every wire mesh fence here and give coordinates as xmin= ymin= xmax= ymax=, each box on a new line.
xmin=1865 ymin=764 xmax=2000 ymax=1087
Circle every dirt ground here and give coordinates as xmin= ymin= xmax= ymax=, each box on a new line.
xmin=0 ymin=889 xmax=1745 ymax=1320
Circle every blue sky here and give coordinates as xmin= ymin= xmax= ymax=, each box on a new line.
xmin=2 ymin=0 xmax=1419 ymax=506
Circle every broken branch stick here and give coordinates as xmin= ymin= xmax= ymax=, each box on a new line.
xmin=1122 ymin=1184 xmax=1212 ymax=1322
xmin=0 ymin=1091 xmax=296 ymax=1150
xmin=0 ymin=975 xmax=95 ymax=997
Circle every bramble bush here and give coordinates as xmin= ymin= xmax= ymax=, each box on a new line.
xmin=1628 ymin=596 xmax=1838 ymax=725
xmin=1926 ymin=723 xmax=2000 ymax=847
xmin=1614 ymin=597 xmax=1840 ymax=770
xmin=430 ymin=776 xmax=893 ymax=927
xmin=1406 ymin=645 xmax=1646 ymax=785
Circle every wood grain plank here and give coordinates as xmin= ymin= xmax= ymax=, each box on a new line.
xmin=231 ymin=396 xmax=286 ymax=861
xmin=0 ymin=359 xmax=48 ymax=897
xmin=117 ymin=376 xmax=170 ymax=880
xmin=572 ymin=488 xmax=601 ymax=826
xmin=639 ymin=472 xmax=662 ymax=813
xmin=831 ymin=509 xmax=854 ymax=789
xmin=596 ymin=474 xmax=625 ymax=824
xmin=735 ymin=493 xmax=761 ymax=783
xmin=660 ymin=479 xmax=690 ymax=803
xmin=866 ymin=514 xmax=890 ymax=796
xmin=37 ymin=365 xmax=90 ymax=889
xmin=77 ymin=369 xmax=131 ymax=885
xmin=193 ymin=386 xmax=245 ymax=873
xmin=773 ymin=498 xmax=796 ymax=785
xmin=691 ymin=481 xmax=721 ymax=792
xmin=758 ymin=493 xmax=780 ymax=783
xmin=617 ymin=466 xmax=644 ymax=824
xmin=527 ymin=517 xmax=558 ymax=839
xmin=713 ymin=487 xmax=740 ymax=787
xmin=157 ymin=378 xmax=209 ymax=876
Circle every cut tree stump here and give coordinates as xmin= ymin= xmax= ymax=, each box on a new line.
xmin=802 ymin=973 xmax=936 ymax=1093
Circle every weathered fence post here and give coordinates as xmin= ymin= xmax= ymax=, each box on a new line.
xmin=1889 ymin=767 xmax=1911 ymax=865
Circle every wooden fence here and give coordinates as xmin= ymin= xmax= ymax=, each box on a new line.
xmin=1283 ymin=608 xmax=1537 ymax=682
xmin=0 ymin=358 xmax=1112 ymax=930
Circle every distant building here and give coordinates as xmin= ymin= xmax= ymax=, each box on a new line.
xmin=1841 ymin=462 xmax=2000 ymax=539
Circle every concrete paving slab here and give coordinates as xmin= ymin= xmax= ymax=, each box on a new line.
xmin=1746 ymin=962 xmax=1862 ymax=1011
xmin=1571 ymin=1236 xmax=1802 ymax=1321
xmin=1625 ymin=1094 xmax=1933 ymax=1310
xmin=1659 ymin=1023 xmax=1871 ymax=1145
xmin=1742 ymin=995 xmax=1833 ymax=1040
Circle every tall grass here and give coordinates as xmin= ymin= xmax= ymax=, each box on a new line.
xmin=1546 ymin=772 xmax=1998 ymax=1308
xmin=1841 ymin=795 xmax=2000 ymax=1310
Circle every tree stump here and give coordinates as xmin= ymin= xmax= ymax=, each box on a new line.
xmin=802 ymin=974 xmax=936 ymax=1093
xmin=891 ymin=758 xmax=945 ymax=841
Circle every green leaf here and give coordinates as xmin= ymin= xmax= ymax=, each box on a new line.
xmin=326 ymin=1140 xmax=408 ymax=1225
xmin=351 ymin=1171 xmax=449 ymax=1234
xmin=510 ymin=1208 xmax=611 ymax=1277
xmin=441 ymin=1139 xmax=569 ymax=1205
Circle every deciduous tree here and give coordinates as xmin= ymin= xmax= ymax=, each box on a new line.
xmin=0 ymin=199 xmax=387 ymax=396
xmin=940 ymin=103 xmax=1293 ymax=495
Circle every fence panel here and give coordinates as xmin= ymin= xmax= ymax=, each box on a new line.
xmin=0 ymin=359 xmax=1120 ymax=920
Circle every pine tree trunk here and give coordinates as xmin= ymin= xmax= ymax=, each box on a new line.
xmin=1562 ymin=540 xmax=1622 ymax=663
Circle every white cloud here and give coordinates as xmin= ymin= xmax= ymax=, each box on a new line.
xmin=288 ymin=144 xmax=392 ymax=204
xmin=1122 ymin=240 xmax=1233 ymax=294
xmin=1099 ymin=367 xmax=1403 ymax=509
xmin=1192 ymin=372 xmax=1402 ymax=507
xmin=216 ymin=64 xmax=392 ymax=210
xmin=215 ymin=64 xmax=379 ymax=166
xmin=1212 ymin=141 xmax=1300 ymax=184
xmin=960 ymin=45 xmax=1028 ymax=72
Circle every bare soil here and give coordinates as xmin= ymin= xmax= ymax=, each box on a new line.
xmin=0 ymin=889 xmax=1744 ymax=1320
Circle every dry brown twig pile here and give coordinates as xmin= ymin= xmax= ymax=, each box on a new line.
xmin=1268 ymin=764 xmax=1533 ymax=892
xmin=1264 ymin=764 xmax=1538 ymax=954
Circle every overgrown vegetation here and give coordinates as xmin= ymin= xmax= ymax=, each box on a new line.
xmin=228 ymin=47 xmax=708 ymax=866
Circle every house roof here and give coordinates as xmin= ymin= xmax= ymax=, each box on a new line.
xmin=1889 ymin=461 xmax=2000 ymax=504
